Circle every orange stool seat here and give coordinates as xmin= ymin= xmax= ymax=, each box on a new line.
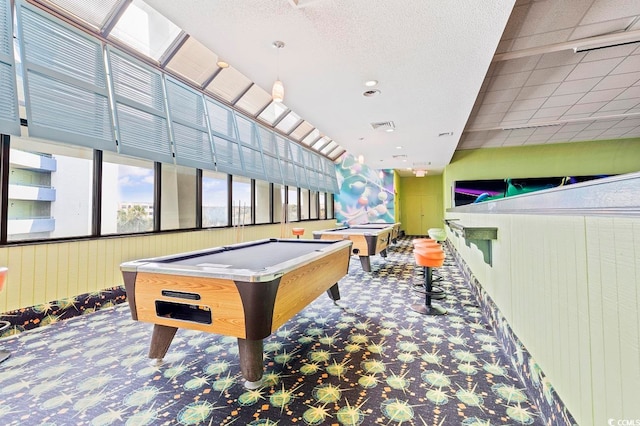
xmin=292 ymin=228 xmax=305 ymax=239
xmin=411 ymin=248 xmax=446 ymax=316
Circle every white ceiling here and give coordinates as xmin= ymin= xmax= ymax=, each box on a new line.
xmin=462 ymin=0 xmax=640 ymax=154
xmin=144 ymin=0 xmax=516 ymax=175
xmin=41 ymin=0 xmax=640 ymax=177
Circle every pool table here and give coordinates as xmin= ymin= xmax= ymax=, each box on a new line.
xmin=121 ymin=238 xmax=352 ymax=389
xmin=312 ymin=226 xmax=392 ymax=272
xmin=350 ymin=222 xmax=401 ymax=244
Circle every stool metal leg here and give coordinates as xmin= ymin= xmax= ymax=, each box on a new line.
xmin=411 ymin=266 xmax=447 ymax=316
xmin=0 ymin=320 xmax=11 ymax=364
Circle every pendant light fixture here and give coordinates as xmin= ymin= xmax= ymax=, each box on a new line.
xmin=272 ymin=41 xmax=285 ymax=103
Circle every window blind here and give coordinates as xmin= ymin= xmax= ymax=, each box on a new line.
xmin=234 ymin=114 xmax=267 ymax=181
xmin=166 ymin=77 xmax=215 ymax=170
xmin=275 ymin=135 xmax=298 ymax=187
xmin=204 ymin=97 xmax=243 ymax=175
xmin=107 ymin=46 xmax=173 ymax=163
xmin=16 ymin=1 xmax=114 ymax=149
xmin=0 ymin=0 xmax=19 ymax=135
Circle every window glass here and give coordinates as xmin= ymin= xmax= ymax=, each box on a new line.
xmin=8 ymin=137 xmax=93 ymax=241
xmin=300 ymin=189 xmax=309 ymax=220
xmin=310 ymin=191 xmax=318 ymax=219
xmin=273 ymin=184 xmax=284 ymax=225
xmin=288 ymin=187 xmax=298 ymax=222
xmin=327 ymin=193 xmax=334 ymax=219
xmin=255 ymin=179 xmax=271 ymax=224
xmin=108 ymin=0 xmax=182 ymax=60
xmin=232 ymin=176 xmax=252 ymax=226
xmin=319 ymin=192 xmax=326 ymax=219
xmin=102 ymin=152 xmax=154 ymax=234
xmin=202 ymin=170 xmax=228 ymax=227
xmin=161 ymin=164 xmax=196 ymax=230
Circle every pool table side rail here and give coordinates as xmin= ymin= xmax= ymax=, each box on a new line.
xmin=120 ymin=238 xmax=350 ymax=282
xmin=122 ymin=239 xmax=352 ymax=340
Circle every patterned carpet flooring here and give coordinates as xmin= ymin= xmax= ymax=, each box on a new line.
xmin=0 ymin=237 xmax=544 ymax=425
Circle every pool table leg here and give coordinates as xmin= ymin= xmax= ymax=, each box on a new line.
xmin=326 ymin=283 xmax=340 ymax=302
xmin=237 ymin=338 xmax=264 ymax=389
xmin=148 ymin=324 xmax=178 ymax=362
xmin=358 ymin=255 xmax=372 ymax=272
xmin=380 ymin=248 xmax=388 ymax=258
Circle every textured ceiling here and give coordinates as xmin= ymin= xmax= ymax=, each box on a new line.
xmin=59 ymin=0 xmax=640 ymax=176
xmin=460 ymin=0 xmax=640 ymax=152
xmin=144 ymin=0 xmax=516 ymax=174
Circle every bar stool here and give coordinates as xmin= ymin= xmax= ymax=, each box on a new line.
xmin=292 ymin=227 xmax=305 ymax=239
xmin=428 ymin=228 xmax=447 ymax=243
xmin=0 ymin=267 xmax=10 ymax=364
xmin=413 ymin=239 xmax=445 ymax=287
xmin=411 ymin=248 xmax=447 ymax=316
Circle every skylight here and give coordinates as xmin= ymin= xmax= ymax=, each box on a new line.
xmin=108 ymin=0 xmax=182 ymax=61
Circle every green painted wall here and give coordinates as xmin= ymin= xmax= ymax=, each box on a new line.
xmin=442 ymin=137 xmax=640 ymax=208
xmin=398 ymin=174 xmax=444 ymax=235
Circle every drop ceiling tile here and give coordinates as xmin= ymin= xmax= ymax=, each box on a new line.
xmin=500 ymin=119 xmax=531 ymax=129
xmin=593 ymin=72 xmax=640 ymax=91
xmin=516 ymin=0 xmax=589 ymax=37
xmin=500 ymin=4 xmax=531 ymax=41
xmin=502 ymin=110 xmax=537 ymax=121
xmin=599 ymin=98 xmax=640 ymax=111
xmin=532 ymin=124 xmax=563 ymax=135
xmin=532 ymin=106 xmax=571 ymax=119
xmin=612 ymin=55 xmax=640 ymax=75
xmin=581 ymin=0 xmax=640 ymax=25
xmin=618 ymin=117 xmax=640 ymax=127
xmin=516 ymin=83 xmax=560 ymax=99
xmin=585 ymin=119 xmax=623 ymax=130
xmin=511 ymin=29 xmax=574 ymax=51
xmin=573 ymin=129 xmax=604 ymax=140
xmin=469 ymin=113 xmax=506 ymax=128
xmin=494 ymin=56 xmax=541 ymax=75
xmin=570 ymin=18 xmax=638 ymax=42
xmin=566 ymin=58 xmax=624 ymax=80
xmin=536 ymin=50 xmax=582 ymax=69
xmin=581 ymin=41 xmax=640 ymax=62
xmin=598 ymin=128 xmax=634 ymax=138
xmin=543 ymin=93 xmax=584 ymax=108
xmin=487 ymin=72 xmax=532 ymax=91
xmin=510 ymin=98 xmax=547 ymax=111
xmin=553 ymin=77 xmax=601 ymax=95
xmin=616 ymin=86 xmax=640 ymax=99
xmin=546 ymin=132 xmax=576 ymax=143
xmin=508 ymin=128 xmax=536 ymax=137
xmin=577 ymin=88 xmax=625 ymax=104
xmin=482 ymin=88 xmax=521 ymax=104
xmin=559 ymin=122 xmax=592 ymax=132
xmin=526 ymin=65 xmax=576 ymax=85
xmin=501 ymin=136 xmax=529 ymax=146
xmin=477 ymin=101 xmax=513 ymax=115
xmin=566 ymin=102 xmax=607 ymax=114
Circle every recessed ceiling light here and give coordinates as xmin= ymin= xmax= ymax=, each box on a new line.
xmin=365 ymin=80 xmax=378 ymax=87
xmin=217 ymin=60 xmax=230 ymax=69
xmin=396 ymin=146 xmax=402 ymax=149
xmin=363 ymin=89 xmax=381 ymax=97
xmin=386 ymin=128 xmax=395 ymax=132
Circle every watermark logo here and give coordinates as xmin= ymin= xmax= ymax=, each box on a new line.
xmin=608 ymin=419 xmax=640 ymax=426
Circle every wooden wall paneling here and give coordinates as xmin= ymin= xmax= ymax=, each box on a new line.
xmin=612 ymin=217 xmax=640 ymax=419
xmin=19 ymin=245 xmax=36 ymax=308
xmin=55 ymin=243 xmax=69 ymax=301
xmin=86 ymin=239 xmax=99 ymax=292
xmin=585 ymin=217 xmax=614 ymax=425
xmin=43 ymin=243 xmax=58 ymax=303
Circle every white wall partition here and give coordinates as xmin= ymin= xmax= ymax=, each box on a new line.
xmin=445 ymin=172 xmax=640 ymax=426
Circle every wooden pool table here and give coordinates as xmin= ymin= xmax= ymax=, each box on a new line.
xmin=350 ymin=222 xmax=402 ymax=244
xmin=312 ymin=226 xmax=392 ymax=272
xmin=121 ymin=238 xmax=352 ymax=388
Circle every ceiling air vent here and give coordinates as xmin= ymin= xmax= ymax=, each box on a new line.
xmin=370 ymin=121 xmax=395 ymax=131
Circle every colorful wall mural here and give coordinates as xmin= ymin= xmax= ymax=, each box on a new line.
xmin=334 ymin=153 xmax=395 ymax=225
